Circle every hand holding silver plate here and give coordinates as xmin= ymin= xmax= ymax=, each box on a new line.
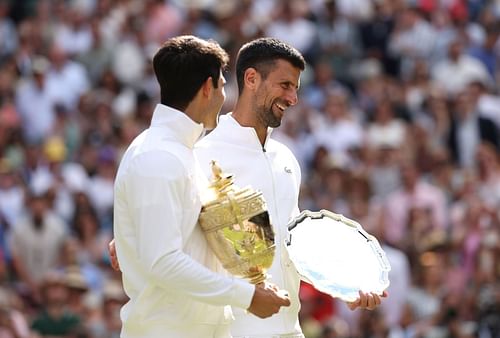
xmin=286 ymin=209 xmax=391 ymax=302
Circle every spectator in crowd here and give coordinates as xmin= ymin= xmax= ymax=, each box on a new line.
xmin=302 ymin=59 xmax=348 ymax=110
xmin=53 ymin=4 xmax=93 ymax=57
xmin=447 ymin=89 xmax=499 ymax=168
xmin=359 ymin=0 xmax=396 ymax=74
xmin=432 ymin=38 xmax=491 ymax=97
xmin=265 ymin=0 xmax=318 ymax=62
xmin=76 ymin=17 xmax=114 ymax=85
xmin=0 ymin=287 xmax=31 ymax=338
xmin=0 ymin=0 xmax=17 ymax=63
xmin=45 ymin=43 xmax=90 ymax=111
xmin=0 ymin=159 xmax=24 ymax=231
xmin=31 ymin=272 xmax=82 ymax=337
xmin=316 ymin=0 xmax=361 ymax=82
xmin=15 ymin=56 xmax=56 ymax=144
xmin=467 ymin=80 xmax=500 ymax=130
xmin=475 ymin=141 xmax=500 ymax=208
xmin=468 ymin=23 xmax=500 ymax=79
xmin=388 ymin=5 xmax=436 ymax=74
xmin=312 ymin=88 xmax=364 ymax=161
xmin=9 ymin=188 xmax=68 ymax=305
xmin=383 ymin=160 xmax=448 ymax=247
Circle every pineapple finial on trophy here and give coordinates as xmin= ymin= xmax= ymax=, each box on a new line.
xmin=209 ymin=160 xmax=235 ymax=197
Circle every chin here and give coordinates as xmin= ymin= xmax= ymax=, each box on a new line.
xmin=269 ymin=119 xmax=282 ymax=128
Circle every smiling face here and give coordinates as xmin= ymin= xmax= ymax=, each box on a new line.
xmin=252 ymin=59 xmax=300 ymax=129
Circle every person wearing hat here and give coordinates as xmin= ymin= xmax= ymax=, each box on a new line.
xmin=64 ymin=266 xmax=89 ymax=319
xmin=31 ymin=271 xmax=82 ymax=337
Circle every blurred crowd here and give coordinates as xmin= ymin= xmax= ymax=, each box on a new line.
xmin=0 ymin=0 xmax=499 ymax=337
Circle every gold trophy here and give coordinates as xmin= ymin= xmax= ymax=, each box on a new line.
xmin=199 ymin=161 xmax=275 ymax=284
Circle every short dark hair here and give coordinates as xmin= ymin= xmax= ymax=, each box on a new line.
xmin=235 ymin=38 xmax=306 ymax=95
xmin=152 ymin=35 xmax=229 ymax=111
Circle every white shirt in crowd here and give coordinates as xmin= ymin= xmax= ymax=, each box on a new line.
xmin=432 ymin=55 xmax=491 ymax=96
xmin=46 ymin=60 xmax=90 ymax=111
xmin=15 ymin=78 xmax=56 ymax=143
xmin=9 ymin=211 xmax=67 ymax=283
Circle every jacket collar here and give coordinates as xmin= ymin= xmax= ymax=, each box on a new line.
xmin=215 ymin=113 xmax=273 ymax=150
xmin=150 ymin=103 xmax=205 ymax=148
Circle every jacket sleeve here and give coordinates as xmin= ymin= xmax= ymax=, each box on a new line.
xmin=126 ymin=151 xmax=254 ymax=310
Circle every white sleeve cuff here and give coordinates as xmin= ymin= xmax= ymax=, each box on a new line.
xmin=230 ymin=278 xmax=255 ymax=310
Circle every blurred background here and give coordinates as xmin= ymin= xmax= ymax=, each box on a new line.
xmin=0 ymin=0 xmax=498 ymax=337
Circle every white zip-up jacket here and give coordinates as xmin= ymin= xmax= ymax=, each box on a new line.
xmin=113 ymin=105 xmax=255 ymax=338
xmin=195 ymin=114 xmax=303 ymax=338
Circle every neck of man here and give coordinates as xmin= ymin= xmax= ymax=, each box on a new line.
xmin=232 ymin=96 xmax=267 ymax=146
xmin=184 ymin=99 xmax=204 ymax=126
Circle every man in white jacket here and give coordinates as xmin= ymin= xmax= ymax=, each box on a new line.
xmin=113 ymin=35 xmax=290 ymax=338
xmin=195 ymin=38 xmax=385 ymax=338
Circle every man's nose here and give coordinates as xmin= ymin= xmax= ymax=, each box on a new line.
xmin=286 ymin=89 xmax=298 ymax=106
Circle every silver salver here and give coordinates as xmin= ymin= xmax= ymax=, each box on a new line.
xmin=286 ymin=210 xmax=391 ymax=302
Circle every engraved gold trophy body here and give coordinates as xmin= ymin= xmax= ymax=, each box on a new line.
xmin=199 ymin=161 xmax=275 ymax=284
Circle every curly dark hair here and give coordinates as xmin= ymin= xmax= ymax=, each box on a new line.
xmin=153 ymin=35 xmax=229 ymax=111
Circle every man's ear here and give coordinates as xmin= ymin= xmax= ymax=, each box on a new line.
xmin=244 ymin=68 xmax=260 ymax=91
xmin=202 ymin=77 xmax=213 ymax=98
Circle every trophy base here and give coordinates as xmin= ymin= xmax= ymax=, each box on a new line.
xmin=248 ymin=272 xmax=267 ymax=285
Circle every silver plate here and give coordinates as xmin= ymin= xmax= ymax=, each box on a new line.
xmin=286 ymin=210 xmax=391 ymax=302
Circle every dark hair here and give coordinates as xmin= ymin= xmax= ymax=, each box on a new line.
xmin=235 ymin=38 xmax=305 ymax=95
xmin=152 ymin=35 xmax=229 ymax=111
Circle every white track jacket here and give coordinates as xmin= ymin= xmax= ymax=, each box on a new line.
xmin=113 ymin=105 xmax=255 ymax=338
xmin=195 ymin=114 xmax=304 ymax=338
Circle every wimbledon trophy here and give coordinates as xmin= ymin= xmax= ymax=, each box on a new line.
xmin=198 ymin=161 xmax=275 ymax=284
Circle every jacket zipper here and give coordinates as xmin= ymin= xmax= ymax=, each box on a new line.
xmin=262 ymin=147 xmax=290 ymax=329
